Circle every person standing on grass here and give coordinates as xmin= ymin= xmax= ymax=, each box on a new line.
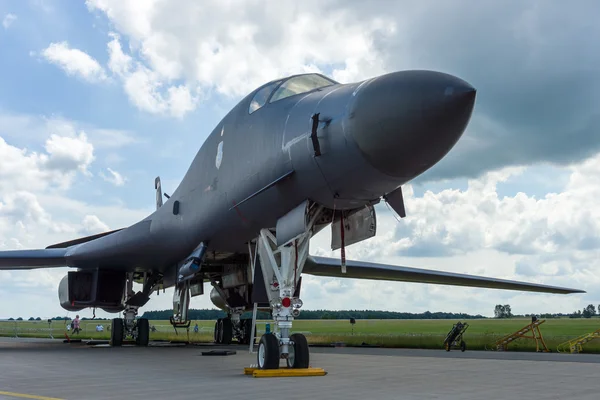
xmin=73 ymin=315 xmax=81 ymax=334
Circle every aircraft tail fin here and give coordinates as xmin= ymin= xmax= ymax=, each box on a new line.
xmin=155 ymin=176 xmax=163 ymax=210
xmin=303 ymin=256 xmax=584 ymax=294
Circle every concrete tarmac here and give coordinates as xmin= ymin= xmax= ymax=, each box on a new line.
xmin=1 ymin=337 xmax=599 ymax=400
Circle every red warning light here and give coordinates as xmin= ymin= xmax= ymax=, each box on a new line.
xmin=282 ymin=297 xmax=291 ymax=308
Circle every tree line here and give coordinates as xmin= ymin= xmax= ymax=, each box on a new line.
xmin=139 ymin=309 xmax=486 ymax=320
xmin=8 ymin=304 xmax=600 ymax=321
xmin=569 ymin=304 xmax=599 ymax=319
xmin=493 ymin=303 xmax=600 ymax=319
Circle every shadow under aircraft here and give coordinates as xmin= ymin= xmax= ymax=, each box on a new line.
xmin=0 ymin=70 xmax=584 ymax=370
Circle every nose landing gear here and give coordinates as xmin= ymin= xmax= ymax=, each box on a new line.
xmin=251 ymin=201 xmax=325 ymax=370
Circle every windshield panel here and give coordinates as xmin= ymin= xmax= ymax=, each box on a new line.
xmin=249 ymin=80 xmax=282 ymax=114
xmin=270 ymin=74 xmax=336 ymax=103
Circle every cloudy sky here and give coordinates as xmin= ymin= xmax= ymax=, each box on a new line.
xmin=0 ymin=0 xmax=598 ymax=319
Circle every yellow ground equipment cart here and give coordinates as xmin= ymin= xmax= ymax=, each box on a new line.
xmin=489 ymin=318 xmax=549 ymax=352
xmin=557 ymin=328 xmax=600 ymax=354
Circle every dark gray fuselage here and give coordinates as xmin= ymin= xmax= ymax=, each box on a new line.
xmin=67 ymin=70 xmax=476 ymax=274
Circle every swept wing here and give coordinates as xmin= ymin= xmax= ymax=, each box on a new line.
xmin=0 ymin=249 xmax=69 ymax=269
xmin=303 ymin=256 xmax=584 ymax=294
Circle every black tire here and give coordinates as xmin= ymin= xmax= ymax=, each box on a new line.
xmin=136 ymin=318 xmax=149 ymax=347
xmin=258 ymin=333 xmax=280 ymax=369
xmin=221 ymin=318 xmax=233 ymax=345
xmin=287 ymin=333 xmax=309 ymax=368
xmin=460 ymin=341 xmax=466 ymax=352
xmin=111 ymin=318 xmax=123 ymax=347
xmin=214 ymin=319 xmax=222 ymax=344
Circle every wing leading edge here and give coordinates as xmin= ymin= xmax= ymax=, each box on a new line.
xmin=0 ymin=249 xmax=69 ymax=269
xmin=304 ymin=256 xmax=584 ymax=294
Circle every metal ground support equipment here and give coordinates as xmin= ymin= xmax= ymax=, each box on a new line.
xmin=443 ymin=321 xmax=469 ymax=352
xmin=248 ymin=302 xmax=272 ymax=353
xmin=557 ymin=328 xmax=600 ymax=353
xmin=489 ymin=319 xmax=549 ymax=352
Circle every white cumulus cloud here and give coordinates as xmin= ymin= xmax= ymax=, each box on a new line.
xmin=81 ymin=0 xmax=393 ymax=116
xmin=43 ymin=132 xmax=95 ymax=177
xmin=106 ymin=32 xmax=198 ymax=118
xmin=41 ymin=41 xmax=107 ymax=83
xmin=0 ymin=132 xmax=94 ymax=192
xmin=100 ymin=167 xmax=126 ymax=186
xmin=81 ymin=215 xmax=110 ymax=235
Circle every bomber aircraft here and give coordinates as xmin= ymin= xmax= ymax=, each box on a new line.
xmin=0 ymin=70 xmax=584 ymax=370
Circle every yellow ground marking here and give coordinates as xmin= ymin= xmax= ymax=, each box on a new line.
xmin=0 ymin=390 xmax=64 ymax=400
xmin=244 ymin=367 xmax=327 ymax=377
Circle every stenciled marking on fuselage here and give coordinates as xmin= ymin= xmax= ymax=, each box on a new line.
xmin=215 ymin=141 xmax=223 ymax=169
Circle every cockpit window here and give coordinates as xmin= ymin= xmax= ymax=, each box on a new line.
xmin=269 ymin=74 xmax=336 ymax=103
xmin=249 ymin=81 xmax=281 ymax=114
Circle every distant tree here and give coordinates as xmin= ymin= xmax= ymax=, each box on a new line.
xmin=494 ymin=305 xmax=504 ymax=318
xmin=35 ymin=317 xmax=41 ymax=321
xmin=582 ymin=304 xmax=596 ymax=319
xmin=28 ymin=317 xmax=35 ymax=321
xmin=16 ymin=317 xmax=23 ymax=321
xmin=8 ymin=317 xmax=14 ymax=321
xmin=494 ymin=304 xmax=512 ymax=318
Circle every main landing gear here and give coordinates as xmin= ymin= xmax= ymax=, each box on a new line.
xmin=252 ymin=201 xmax=325 ymax=369
xmin=111 ymin=272 xmax=155 ymax=347
xmin=214 ymin=313 xmax=256 ymax=345
xmin=110 ymin=314 xmax=150 ymax=347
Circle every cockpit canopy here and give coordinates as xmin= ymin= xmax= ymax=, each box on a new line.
xmin=248 ymin=73 xmax=337 ymax=114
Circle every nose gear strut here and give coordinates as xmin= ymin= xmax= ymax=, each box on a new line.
xmin=253 ymin=201 xmax=324 ymax=369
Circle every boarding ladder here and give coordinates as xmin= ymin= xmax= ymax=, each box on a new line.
xmin=557 ymin=328 xmax=600 ymax=354
xmin=490 ymin=319 xmax=549 ymax=352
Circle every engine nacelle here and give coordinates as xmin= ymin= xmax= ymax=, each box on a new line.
xmin=58 ymin=275 xmax=85 ymax=311
xmin=210 ymin=287 xmax=228 ymax=311
xmin=58 ymin=269 xmax=127 ymax=313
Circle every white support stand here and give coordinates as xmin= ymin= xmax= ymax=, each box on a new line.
xmin=249 ymin=302 xmax=258 ymax=353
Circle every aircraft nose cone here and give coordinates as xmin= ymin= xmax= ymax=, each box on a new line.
xmin=349 ymin=70 xmax=476 ymax=179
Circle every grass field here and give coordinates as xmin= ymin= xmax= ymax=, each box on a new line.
xmin=3 ymin=317 xmax=600 ymax=353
